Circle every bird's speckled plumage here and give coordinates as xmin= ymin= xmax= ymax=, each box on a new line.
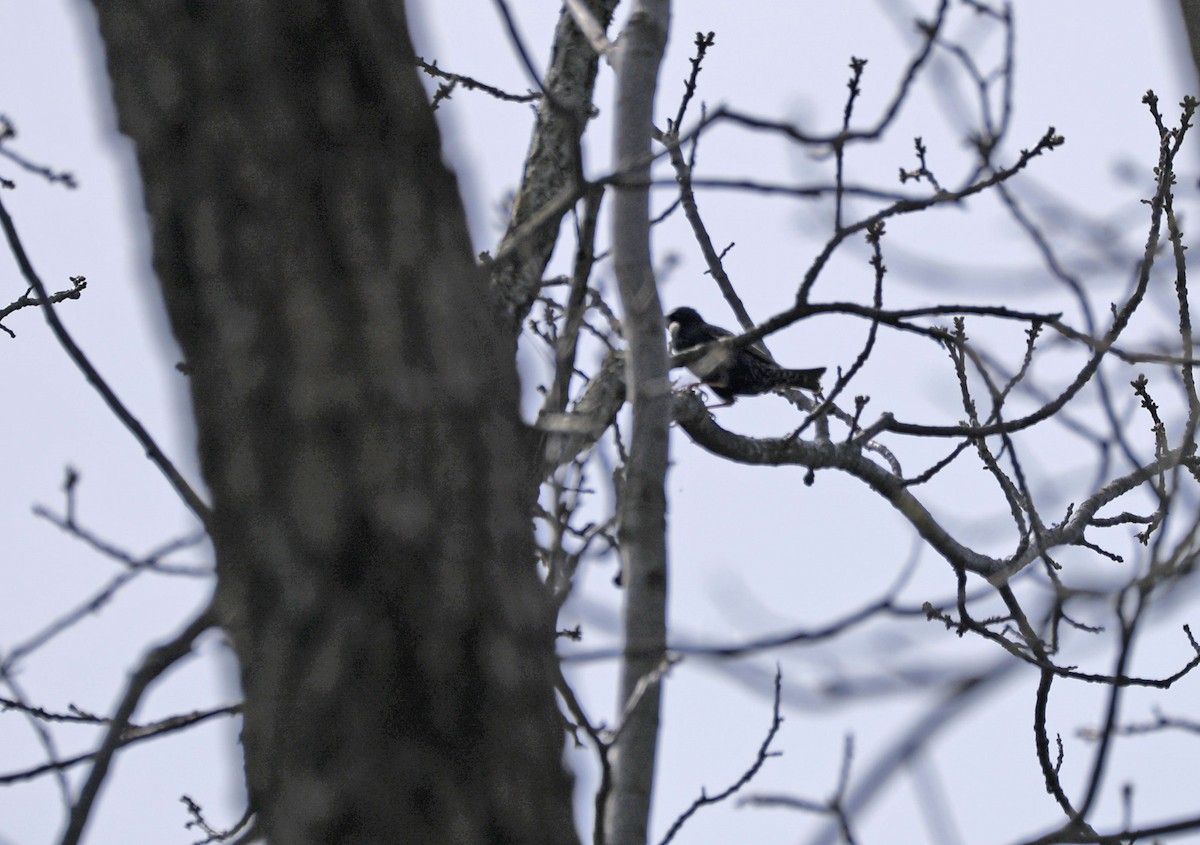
xmin=666 ymin=307 xmax=824 ymax=405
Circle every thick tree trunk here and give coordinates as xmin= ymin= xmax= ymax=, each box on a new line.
xmin=91 ymin=3 xmax=578 ymax=843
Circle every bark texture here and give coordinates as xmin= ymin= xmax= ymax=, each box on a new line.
xmin=91 ymin=3 xmax=578 ymax=843
xmin=490 ymin=0 xmax=619 ymax=334
xmin=603 ymin=4 xmax=673 ymax=845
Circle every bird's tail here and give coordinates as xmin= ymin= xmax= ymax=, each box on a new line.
xmin=774 ymin=367 xmax=825 ymax=392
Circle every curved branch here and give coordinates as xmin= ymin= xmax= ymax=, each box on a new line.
xmin=674 ymin=392 xmax=998 ymax=576
xmin=674 ymin=392 xmax=1198 ymax=582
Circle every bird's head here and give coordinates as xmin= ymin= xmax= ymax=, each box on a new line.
xmin=666 ymin=306 xmax=703 ymax=332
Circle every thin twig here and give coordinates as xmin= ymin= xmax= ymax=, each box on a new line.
xmin=0 ymin=194 xmax=211 ymax=525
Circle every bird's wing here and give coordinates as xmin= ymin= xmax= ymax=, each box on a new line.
xmin=674 ymin=322 xmax=732 ymax=351
xmin=695 ymin=323 xmax=776 ymax=366
xmin=741 ymin=339 xmax=776 ymax=365
xmin=698 ymin=323 xmax=735 ymax=343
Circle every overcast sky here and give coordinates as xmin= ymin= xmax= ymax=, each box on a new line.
xmin=2 ymin=2 xmax=1198 ymax=844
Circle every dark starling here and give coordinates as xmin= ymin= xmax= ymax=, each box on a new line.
xmin=666 ymin=306 xmax=824 ymax=406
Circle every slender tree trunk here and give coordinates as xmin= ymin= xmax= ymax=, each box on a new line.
xmin=91 ymin=3 xmax=578 ymax=843
xmin=603 ymin=3 xmax=673 ymax=845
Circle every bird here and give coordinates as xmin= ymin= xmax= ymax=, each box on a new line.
xmin=666 ymin=306 xmax=824 ymax=406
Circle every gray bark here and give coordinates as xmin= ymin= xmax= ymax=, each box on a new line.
xmin=490 ymin=0 xmax=620 ymax=334
xmin=91 ymin=3 xmax=578 ymax=843
xmin=603 ymin=3 xmax=673 ymax=845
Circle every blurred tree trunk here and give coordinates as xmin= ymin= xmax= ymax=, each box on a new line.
xmin=91 ymin=3 xmax=579 ymax=844
xmin=1176 ymin=0 xmax=1200 ymax=88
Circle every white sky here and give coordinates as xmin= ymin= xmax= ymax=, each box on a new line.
xmin=2 ymin=1 xmax=1198 ymax=843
